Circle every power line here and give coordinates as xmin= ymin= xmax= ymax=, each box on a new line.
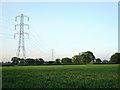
xmin=0 ymin=33 xmax=13 ymax=36
xmin=26 ymin=38 xmax=49 ymax=55
xmin=25 ymin=39 xmax=51 ymax=60
xmin=1 ymin=18 xmax=50 ymax=59
xmin=2 ymin=15 xmax=54 ymax=60
xmin=26 ymin=43 xmax=48 ymax=56
xmin=0 ymin=33 xmax=14 ymax=39
xmin=29 ymin=24 xmax=51 ymax=50
xmin=1 ymin=17 xmax=51 ymax=54
xmin=0 ymin=17 xmax=15 ymax=25
xmin=28 ymin=30 xmax=50 ymax=53
xmin=29 ymin=25 xmax=55 ymax=60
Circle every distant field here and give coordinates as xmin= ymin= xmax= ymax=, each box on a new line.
xmin=2 ymin=64 xmax=119 ymax=88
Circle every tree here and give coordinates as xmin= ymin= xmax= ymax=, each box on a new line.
xmin=55 ymin=58 xmax=61 ymax=64
xmin=26 ymin=58 xmax=35 ymax=65
xmin=110 ymin=52 xmax=120 ymax=64
xmin=72 ymin=55 xmax=81 ymax=64
xmin=11 ymin=57 xmax=19 ymax=65
xmin=80 ymin=51 xmax=95 ymax=64
xmin=102 ymin=60 xmax=109 ymax=64
xmin=61 ymin=57 xmax=72 ymax=64
xmin=38 ymin=58 xmax=44 ymax=64
xmin=19 ymin=58 xmax=24 ymax=64
xmin=35 ymin=58 xmax=44 ymax=65
xmin=95 ymin=58 xmax=101 ymax=63
xmin=35 ymin=59 xmax=39 ymax=65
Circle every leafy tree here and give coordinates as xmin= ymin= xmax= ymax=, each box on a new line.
xmin=102 ymin=60 xmax=109 ymax=64
xmin=19 ymin=58 xmax=25 ymax=64
xmin=55 ymin=58 xmax=61 ymax=64
xmin=110 ymin=52 xmax=120 ymax=64
xmin=44 ymin=61 xmax=55 ymax=65
xmin=80 ymin=51 xmax=95 ymax=64
xmin=35 ymin=59 xmax=39 ymax=65
xmin=26 ymin=58 xmax=35 ymax=65
xmin=38 ymin=58 xmax=44 ymax=64
xmin=72 ymin=55 xmax=81 ymax=64
xmin=35 ymin=58 xmax=44 ymax=65
xmin=61 ymin=57 xmax=72 ymax=64
xmin=95 ymin=58 xmax=101 ymax=63
xmin=11 ymin=57 xmax=19 ymax=65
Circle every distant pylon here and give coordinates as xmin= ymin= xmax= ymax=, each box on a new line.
xmin=14 ymin=14 xmax=29 ymax=62
xmin=51 ymin=49 xmax=54 ymax=61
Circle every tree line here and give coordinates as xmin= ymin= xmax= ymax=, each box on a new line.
xmin=2 ymin=51 xmax=120 ymax=66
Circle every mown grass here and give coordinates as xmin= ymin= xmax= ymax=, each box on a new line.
xmin=2 ymin=64 xmax=119 ymax=88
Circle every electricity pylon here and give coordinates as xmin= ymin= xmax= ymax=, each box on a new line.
xmin=51 ymin=49 xmax=54 ymax=61
xmin=14 ymin=14 xmax=29 ymax=63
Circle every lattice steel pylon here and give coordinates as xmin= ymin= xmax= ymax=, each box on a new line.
xmin=51 ymin=49 xmax=54 ymax=61
xmin=14 ymin=14 xmax=29 ymax=62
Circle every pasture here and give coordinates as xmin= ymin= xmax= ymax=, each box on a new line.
xmin=2 ymin=64 xmax=119 ymax=88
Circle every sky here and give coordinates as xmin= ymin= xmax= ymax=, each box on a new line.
xmin=0 ymin=1 xmax=118 ymax=62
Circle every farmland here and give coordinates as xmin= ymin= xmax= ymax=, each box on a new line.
xmin=2 ymin=64 xmax=119 ymax=88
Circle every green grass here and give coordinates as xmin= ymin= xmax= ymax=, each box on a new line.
xmin=2 ymin=64 xmax=119 ymax=88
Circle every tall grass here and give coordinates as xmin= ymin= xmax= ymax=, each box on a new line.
xmin=2 ymin=64 xmax=119 ymax=88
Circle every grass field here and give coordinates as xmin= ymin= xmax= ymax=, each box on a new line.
xmin=2 ymin=64 xmax=119 ymax=88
